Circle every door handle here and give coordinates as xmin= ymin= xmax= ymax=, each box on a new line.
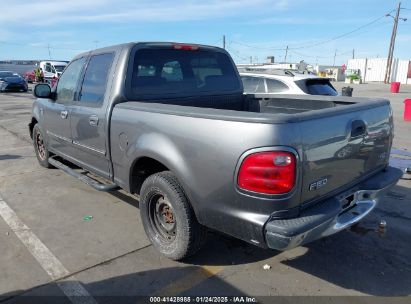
xmin=60 ymin=110 xmax=68 ymax=119
xmin=89 ymin=115 xmax=99 ymax=127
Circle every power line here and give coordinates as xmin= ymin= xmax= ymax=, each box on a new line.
xmin=229 ymin=42 xmax=354 ymax=66
xmin=226 ymin=45 xmax=249 ymax=62
xmin=289 ymin=13 xmax=393 ymax=50
xmin=230 ymin=40 xmax=285 ymax=51
xmin=230 ymin=10 xmax=395 ymax=52
xmin=288 ymin=49 xmax=352 ymax=59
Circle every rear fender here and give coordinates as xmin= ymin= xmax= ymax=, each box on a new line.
xmin=127 ymin=133 xmax=198 ymax=212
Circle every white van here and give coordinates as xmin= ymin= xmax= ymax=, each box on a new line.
xmin=39 ymin=61 xmax=68 ymax=80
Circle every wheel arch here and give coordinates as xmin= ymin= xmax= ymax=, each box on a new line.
xmin=129 ymin=156 xmax=170 ymax=194
xmin=125 ymin=133 xmax=199 ymax=218
xmin=29 ymin=117 xmax=38 ymax=139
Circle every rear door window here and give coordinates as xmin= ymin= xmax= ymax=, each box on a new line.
xmin=79 ymin=53 xmax=114 ymax=106
xmin=265 ymin=78 xmax=289 ymax=93
xmin=127 ymin=48 xmax=241 ymax=99
xmin=241 ymin=76 xmax=266 ymax=93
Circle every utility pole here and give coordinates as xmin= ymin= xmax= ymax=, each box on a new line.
xmin=384 ymin=2 xmax=407 ymax=83
xmin=352 ymin=49 xmax=355 ymax=59
xmin=250 ymin=56 xmax=252 ymax=64
xmin=223 ymin=35 xmax=226 ymax=49
xmin=47 ymin=43 xmax=51 ymax=59
xmin=284 ymin=46 xmax=288 ymax=62
xmin=93 ymin=40 xmax=99 ymax=49
xmin=333 ymin=49 xmax=337 ymax=66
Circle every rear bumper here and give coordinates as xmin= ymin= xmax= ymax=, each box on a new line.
xmin=265 ymin=166 xmax=403 ymax=250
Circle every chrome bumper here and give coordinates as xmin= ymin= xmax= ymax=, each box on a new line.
xmin=265 ymin=166 xmax=403 ymax=251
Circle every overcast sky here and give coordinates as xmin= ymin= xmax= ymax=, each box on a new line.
xmin=0 ymin=0 xmax=410 ymax=65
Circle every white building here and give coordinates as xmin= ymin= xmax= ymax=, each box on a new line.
xmin=347 ymin=58 xmax=411 ymax=84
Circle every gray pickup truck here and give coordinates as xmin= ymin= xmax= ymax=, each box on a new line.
xmin=30 ymin=42 xmax=402 ymax=260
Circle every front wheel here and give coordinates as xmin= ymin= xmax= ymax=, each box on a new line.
xmin=33 ymin=124 xmax=53 ymax=168
xmin=140 ymin=171 xmax=207 ymax=260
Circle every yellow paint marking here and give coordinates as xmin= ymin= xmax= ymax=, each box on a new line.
xmin=154 ymin=265 xmax=224 ymax=296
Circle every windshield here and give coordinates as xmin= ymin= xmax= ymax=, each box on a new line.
xmin=126 ymin=48 xmax=241 ymax=100
xmin=54 ymin=65 xmax=66 ymax=72
xmin=0 ymin=71 xmax=16 ymax=78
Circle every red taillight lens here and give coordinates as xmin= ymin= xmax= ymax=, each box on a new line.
xmin=237 ymin=151 xmax=296 ymax=194
xmin=172 ymin=43 xmax=199 ymax=51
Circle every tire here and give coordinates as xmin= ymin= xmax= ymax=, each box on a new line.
xmin=140 ymin=171 xmax=207 ymax=260
xmin=33 ymin=124 xmax=53 ymax=168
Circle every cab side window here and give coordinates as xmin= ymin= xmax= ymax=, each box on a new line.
xmin=79 ymin=53 xmax=114 ymax=106
xmin=56 ymin=57 xmax=86 ymax=104
xmin=265 ymin=79 xmax=289 ymax=93
xmin=241 ymin=76 xmax=266 ymax=93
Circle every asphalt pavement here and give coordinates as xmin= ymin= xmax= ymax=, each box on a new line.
xmin=0 ymin=83 xmax=410 ymax=303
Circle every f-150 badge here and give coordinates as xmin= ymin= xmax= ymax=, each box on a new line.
xmin=309 ymin=178 xmax=328 ymax=191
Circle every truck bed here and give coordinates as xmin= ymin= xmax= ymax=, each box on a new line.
xmin=125 ymin=94 xmax=390 ymax=123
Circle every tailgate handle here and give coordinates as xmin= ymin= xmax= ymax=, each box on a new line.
xmin=351 ymin=120 xmax=366 ymax=137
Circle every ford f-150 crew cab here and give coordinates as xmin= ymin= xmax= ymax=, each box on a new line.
xmin=30 ymin=42 xmax=402 ymax=260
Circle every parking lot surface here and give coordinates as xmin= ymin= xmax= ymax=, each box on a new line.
xmin=0 ymin=83 xmax=410 ymax=302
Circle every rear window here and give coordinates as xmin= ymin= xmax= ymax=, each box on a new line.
xmin=126 ymin=48 xmax=241 ymax=100
xmin=296 ymin=79 xmax=338 ymax=96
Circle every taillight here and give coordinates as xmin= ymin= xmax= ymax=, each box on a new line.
xmin=237 ymin=151 xmax=296 ymax=195
xmin=172 ymin=43 xmax=199 ymax=51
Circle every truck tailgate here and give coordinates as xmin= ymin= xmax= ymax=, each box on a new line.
xmin=300 ymin=103 xmax=392 ymax=203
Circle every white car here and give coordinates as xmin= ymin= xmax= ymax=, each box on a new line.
xmin=240 ymin=71 xmax=338 ymax=96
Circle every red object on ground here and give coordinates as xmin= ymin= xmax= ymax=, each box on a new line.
xmin=404 ymin=99 xmax=411 ymax=121
xmin=24 ymin=71 xmax=36 ymax=83
xmin=391 ymin=82 xmax=401 ymax=93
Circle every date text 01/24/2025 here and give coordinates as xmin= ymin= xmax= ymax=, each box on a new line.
xmin=149 ymin=296 xmax=257 ymax=303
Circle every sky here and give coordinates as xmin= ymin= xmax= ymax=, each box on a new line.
xmin=0 ymin=0 xmax=410 ymax=66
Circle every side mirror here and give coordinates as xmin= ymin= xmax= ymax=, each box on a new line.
xmin=34 ymin=83 xmax=52 ymax=99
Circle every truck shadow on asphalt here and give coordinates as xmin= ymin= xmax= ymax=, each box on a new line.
xmin=107 ymin=184 xmax=411 ymax=296
xmin=0 ymin=267 xmax=247 ymax=302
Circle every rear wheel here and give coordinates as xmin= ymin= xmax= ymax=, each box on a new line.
xmin=33 ymin=124 xmax=52 ymax=168
xmin=140 ymin=171 xmax=207 ymax=260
